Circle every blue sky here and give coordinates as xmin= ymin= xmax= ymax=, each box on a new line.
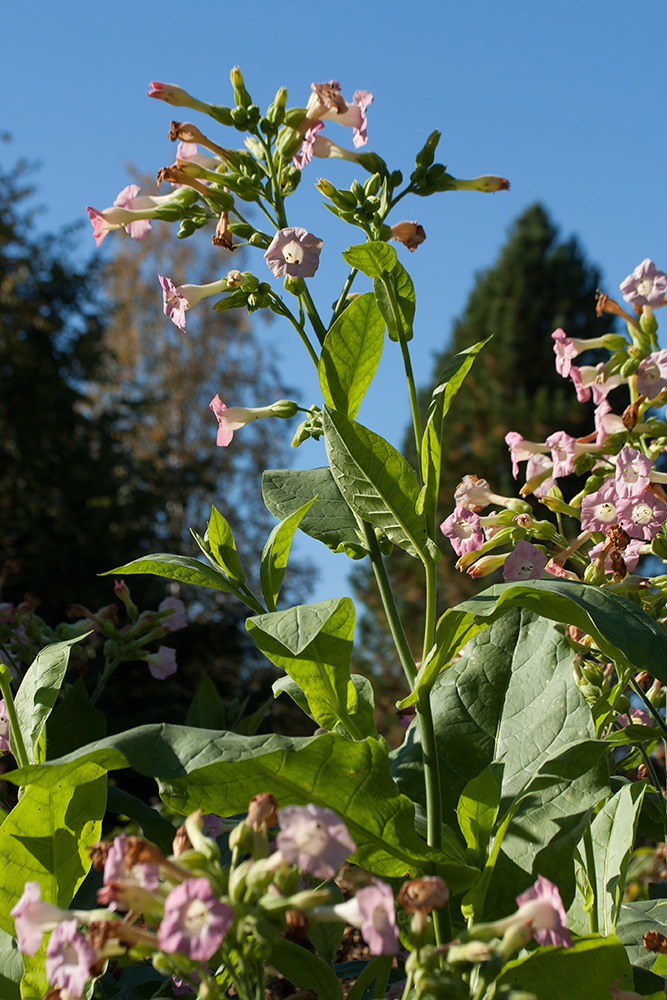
xmin=6 ymin=0 xmax=667 ymax=602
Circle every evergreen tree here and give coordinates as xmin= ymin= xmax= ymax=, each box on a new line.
xmin=353 ymin=203 xmax=616 ymax=676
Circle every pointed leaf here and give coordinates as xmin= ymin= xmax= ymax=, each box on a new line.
xmin=262 ymin=468 xmax=364 ymax=555
xmin=319 ymin=292 xmax=385 ymax=418
xmin=274 ymin=673 xmax=379 ymax=740
xmin=323 ymin=406 xmax=428 ymax=560
xmin=373 ymin=262 xmax=416 ymax=342
xmin=342 ymin=241 xmax=397 ymax=278
xmin=207 ymin=506 xmax=246 ymax=584
xmin=102 ymin=553 xmax=236 ymax=594
xmin=260 ymin=498 xmax=316 ymax=612
xmin=456 ymin=765 xmax=501 ymax=860
xmin=267 ymin=940 xmax=342 ymax=1000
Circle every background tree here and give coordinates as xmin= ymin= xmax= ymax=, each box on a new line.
xmin=353 ymin=203 xmax=617 ymax=681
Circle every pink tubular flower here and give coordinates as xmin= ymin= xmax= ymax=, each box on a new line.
xmin=159 ymin=597 xmax=187 ymax=632
xmin=45 ymin=919 xmax=97 ymax=997
xmin=440 ymin=506 xmax=484 ymax=557
xmin=545 ymin=431 xmax=577 ymax=479
xmin=454 ymin=474 xmax=515 ymax=512
xmin=306 ymin=81 xmax=373 ymax=147
xmin=504 ymin=433 xmax=548 ymax=479
xmin=620 ymin=259 xmax=667 ymax=307
xmin=147 ymin=82 xmax=211 ymax=115
xmin=144 ymin=646 xmax=178 ymax=680
xmin=617 ymin=707 xmax=652 ymax=728
xmin=551 ymin=329 xmax=576 ymax=378
xmin=158 ymin=274 xmax=228 ymax=333
xmin=616 ymin=490 xmax=667 ymax=541
xmin=588 ymin=537 xmax=645 ymax=574
xmin=113 ymin=184 xmax=152 ymax=241
xmin=513 ymin=876 xmax=573 ymax=948
xmin=276 ymin=804 xmax=356 ymax=881
xmin=503 ymin=541 xmax=547 ymax=582
xmin=615 ymin=445 xmax=653 ymax=498
xmin=333 ymin=879 xmax=399 ymax=955
xmin=0 ymin=700 xmax=10 ymax=752
xmin=636 ymin=350 xmax=667 ymax=398
xmin=580 ymin=479 xmax=619 ymax=533
xmin=594 ymin=399 xmax=625 ymax=446
xmin=524 ymin=453 xmax=555 ymax=498
xmin=264 ymin=227 xmax=323 ymax=278
xmin=11 ymin=882 xmax=71 ymax=956
xmin=86 ymin=184 xmax=159 ymax=246
xmin=159 ymin=878 xmax=233 ymax=961
xmin=209 ymin=394 xmax=273 ymax=447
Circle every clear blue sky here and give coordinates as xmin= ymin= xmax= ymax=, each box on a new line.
xmin=7 ymin=0 xmax=667 ymax=602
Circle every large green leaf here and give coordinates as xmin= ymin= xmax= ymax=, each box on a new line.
xmin=417 ymin=337 xmax=491 ymax=529
xmin=102 ymin=553 xmax=235 ymax=594
xmin=5 ymin=727 xmax=477 ymax=888
xmin=14 ymin=635 xmax=88 ymax=764
xmin=617 ymin=900 xmax=667 ymax=997
xmin=0 ymin=928 xmax=21 ymax=1000
xmin=373 ymin=262 xmax=416 ymax=342
xmin=403 ymin=577 xmax=667 ymax=706
xmin=569 ymin=782 xmax=645 ymax=937
xmin=318 ymin=292 xmax=385 ymax=418
xmin=262 ymin=468 xmax=364 ymax=556
xmin=207 ymin=506 xmax=246 ymax=584
xmin=392 ymin=611 xmax=609 ymax=915
xmin=322 ymin=406 xmax=429 ymax=560
xmin=496 ymin=934 xmax=633 ymax=1000
xmin=46 ymin=677 xmax=107 ymax=759
xmin=342 ymin=241 xmax=397 ymax=278
xmin=260 ymin=498 xmax=315 ymax=612
xmin=267 ymin=939 xmax=342 ymax=1000
xmin=273 ymin=672 xmax=379 ymax=740
xmin=247 ymin=600 xmax=361 ymax=738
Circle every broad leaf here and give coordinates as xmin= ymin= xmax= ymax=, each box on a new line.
xmin=617 ymin=900 xmax=667 ymax=998
xmin=103 ymin=553 xmax=236 ymax=594
xmin=260 ymin=498 xmax=316 ymax=612
xmin=262 ymin=468 xmax=364 ymax=556
xmin=6 ymin=727 xmax=477 ymax=888
xmin=106 ymin=786 xmax=176 ymax=856
xmin=402 ymin=577 xmax=667 ymax=705
xmin=392 ymin=611 xmax=609 ymax=915
xmin=417 ymin=337 xmax=491 ymax=528
xmin=323 ymin=406 xmax=428 ymax=560
xmin=497 ymin=934 xmax=633 ymax=1000
xmin=14 ymin=634 xmax=88 ymax=764
xmin=342 ymin=241 xmax=397 ymax=278
xmin=207 ymin=506 xmax=246 ymax=584
xmin=274 ymin=673 xmax=379 ymax=740
xmin=456 ymin=765 xmax=501 ymax=862
xmin=46 ymin=677 xmax=106 ymax=759
xmin=319 ymin=292 xmax=385 ymax=418
xmin=267 ymin=939 xmax=342 ymax=1000
xmin=373 ymin=262 xmax=416 ymax=342
xmin=0 ymin=927 xmax=21 ymax=1000
xmin=248 ymin=600 xmax=362 ymax=738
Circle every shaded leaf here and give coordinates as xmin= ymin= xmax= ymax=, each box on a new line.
xmin=262 ymin=468 xmax=364 ymax=555
xmin=260 ymin=498 xmax=316 ymax=612
xmin=373 ymin=262 xmax=416 ymax=342
xmin=497 ymin=934 xmax=633 ymax=1000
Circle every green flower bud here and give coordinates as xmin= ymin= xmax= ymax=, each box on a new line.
xmin=267 ymin=88 xmax=288 ymax=124
xmin=581 ymin=663 xmax=605 ymax=687
xmin=275 ymin=126 xmax=303 ymax=160
xmin=614 ymin=694 xmax=631 ymax=715
xmin=620 ymin=356 xmax=641 ymax=378
xmin=640 ymin=306 xmax=658 ymax=338
xmin=230 ymin=66 xmax=252 ymax=108
xmin=208 ymin=105 xmax=234 ymax=127
xmin=284 ymin=107 xmax=308 ymax=128
xmin=177 ymin=218 xmax=198 ymax=239
xmin=355 ymin=151 xmax=389 ymax=176
xmin=248 ymin=232 xmax=270 ymax=248
xmin=269 ymin=400 xmax=299 ymax=419
xmin=283 ymin=275 xmax=305 ymax=295
xmin=415 ymin=130 xmax=441 ymax=168
xmin=350 ymin=179 xmax=365 ymax=203
xmin=364 ymin=173 xmax=382 ymax=196
xmin=246 ymin=104 xmax=261 ymax=127
xmin=389 ymin=170 xmax=403 ymax=188
xmin=652 ymin=535 xmax=667 ymax=562
xmin=584 ymin=561 xmax=606 ymax=586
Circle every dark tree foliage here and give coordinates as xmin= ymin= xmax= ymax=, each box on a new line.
xmin=353 ymin=203 xmax=616 ymax=678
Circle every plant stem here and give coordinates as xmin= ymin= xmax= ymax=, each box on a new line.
xmin=628 ymin=675 xmax=667 ymax=737
xmin=0 ymin=672 xmax=29 ymax=769
xmin=638 ymin=743 xmax=667 ymax=842
xmin=582 ymin=823 xmax=599 ymax=934
xmin=416 ymin=687 xmax=442 ymax=851
xmin=381 ymin=275 xmax=422 ymax=457
xmin=331 ymin=267 xmax=359 ymax=325
xmin=361 ymin=521 xmax=417 ymax=689
xmin=268 ymin=292 xmax=320 ymax=367
xmin=300 ymin=285 xmax=329 ymax=346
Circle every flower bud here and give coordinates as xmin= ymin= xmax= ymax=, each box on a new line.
xmin=639 ymin=305 xmax=658 ymax=339
xmin=584 ymin=562 xmax=606 ymax=586
xmin=230 ymin=66 xmax=252 ymax=108
xmin=355 ymin=152 xmax=389 ymax=176
xmin=267 ymin=88 xmax=288 ymax=124
xmin=415 ymin=130 xmax=441 ymax=168
xmin=276 ymin=126 xmax=303 ymax=160
xmin=269 ymin=400 xmax=299 ymax=419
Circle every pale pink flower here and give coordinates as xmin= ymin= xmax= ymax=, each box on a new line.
xmin=594 ymin=399 xmax=625 ymax=446
xmin=307 ymin=81 xmax=373 ymax=147
xmin=616 ymin=707 xmax=652 ymax=728
xmin=333 ymin=880 xmax=398 ymax=955
xmin=525 ymin=453 xmax=555 ymax=498
xmin=45 ymin=919 xmax=97 ymax=997
xmin=113 ymin=184 xmax=152 ymax=241
xmin=620 ymin=259 xmax=667 ymax=307
xmin=294 ymin=120 xmax=365 ymax=169
xmin=276 ymin=804 xmax=356 ymax=881
xmin=616 ymin=490 xmax=667 ymax=541
xmin=0 ymin=700 xmax=10 ymax=752
xmin=158 ymin=274 xmax=228 ymax=333
xmin=545 ymin=431 xmax=577 ymax=478
xmin=86 ymin=184 xmax=159 ymax=246
xmin=440 ymin=506 xmax=484 ymax=557
xmin=159 ymin=878 xmax=233 ymax=961
xmin=144 ymin=646 xmax=178 ymax=680
xmin=570 ymin=364 xmax=626 ymax=404
xmin=502 ymin=541 xmax=547 ymax=582
xmin=552 ymin=328 xmax=576 ymax=378
xmin=454 ymin=475 xmax=514 ymax=512
xmin=209 ymin=394 xmax=272 ymax=447
xmin=512 ymin=876 xmax=572 ymax=948
xmin=147 ymin=82 xmax=210 ymax=114
xmin=264 ymin=228 xmax=323 ymax=278
xmin=505 ymin=433 xmax=548 ymax=479
xmin=158 ymin=597 xmax=187 ymax=632
xmin=615 ymin=446 xmax=653 ymax=498
xmin=588 ymin=537 xmax=644 ymax=574
xmin=636 ymin=350 xmax=667 ymax=398
xmin=11 ymin=882 xmax=71 ymax=956
xmin=580 ymin=480 xmax=619 ymax=533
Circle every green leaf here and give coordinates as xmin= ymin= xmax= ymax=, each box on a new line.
xmin=402 ymin=577 xmax=667 ymax=706
xmin=496 ymin=934 xmax=633 ymax=1000
xmin=0 ymin=927 xmax=22 ymax=999
xmin=14 ymin=635 xmax=89 ymax=764
xmin=0 ymin=762 xmax=106 ymax=942
xmin=207 ymin=506 xmax=246 ymax=584
xmin=46 ymin=677 xmax=107 ymax=759
xmin=373 ymin=262 xmax=416 ymax=342
xmin=102 ymin=553 xmax=236 ymax=594
xmin=392 ymin=611 xmax=609 ymax=916
xmin=570 ymin=782 xmax=645 ymax=936
xmin=417 ymin=338 xmax=491 ymax=526
xmin=260 ymin=498 xmax=316 ymax=612
xmin=322 ymin=406 xmax=428 ymax=560
xmin=247 ymin=600 xmax=361 ymax=738
xmin=267 ymin=939 xmax=342 ymax=1000
xmin=106 ymin=786 xmax=176 ymax=856
xmin=5 ymin=726 xmax=477 ymax=887
xmin=616 ymin=898 xmax=667 ymax=996
xmin=274 ymin=673 xmax=379 ymax=740
xmin=262 ymin=468 xmax=364 ymax=556
xmin=342 ymin=240 xmax=397 ymax=278
xmin=456 ymin=765 xmax=501 ymax=861
xmin=319 ymin=292 xmax=385 ymax=418
xmin=184 ymin=672 xmax=231 ymax=730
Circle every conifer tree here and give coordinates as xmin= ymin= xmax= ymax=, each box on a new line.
xmin=353 ymin=203 xmax=615 ymax=677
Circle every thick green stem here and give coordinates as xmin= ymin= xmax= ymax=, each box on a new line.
xmin=582 ymin=823 xmax=599 ymax=934
xmin=361 ymin=521 xmax=417 ymax=689
xmin=300 ymin=285 xmax=328 ymax=346
xmin=416 ymin=687 xmax=442 ymax=851
xmin=422 ymin=559 xmax=437 ymax=668
xmin=0 ymin=671 xmax=29 ymax=769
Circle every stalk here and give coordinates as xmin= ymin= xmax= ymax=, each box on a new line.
xmin=0 ymin=670 xmax=29 ymax=769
